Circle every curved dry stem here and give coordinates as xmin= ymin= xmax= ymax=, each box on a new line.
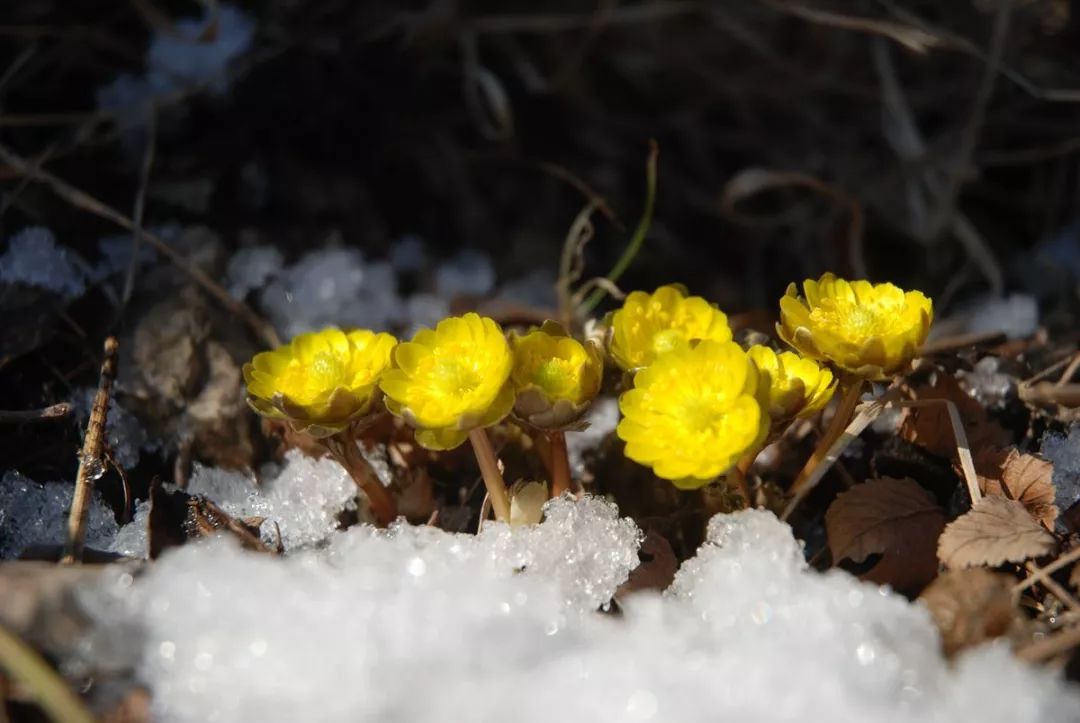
xmin=324 ymin=432 xmax=398 ymax=527
xmin=787 ymin=377 xmax=864 ymax=500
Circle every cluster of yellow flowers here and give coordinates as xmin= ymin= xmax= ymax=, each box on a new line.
xmin=243 ymin=271 xmax=931 ymax=513
xmin=245 ymin=314 xmax=603 ymax=451
xmin=613 ymin=276 xmax=932 ymax=488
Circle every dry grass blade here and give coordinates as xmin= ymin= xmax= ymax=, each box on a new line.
xmin=937 ymin=496 xmax=1056 ymax=569
xmin=781 ymin=397 xmax=887 ymax=521
xmin=0 ymin=625 xmax=95 ymax=723
xmin=62 ymin=337 xmax=118 ymax=564
xmin=1016 ymin=624 xmax=1080 ymax=663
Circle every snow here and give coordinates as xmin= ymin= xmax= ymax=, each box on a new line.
xmin=109 ymin=500 xmax=151 ymax=559
xmin=963 ymin=294 xmax=1039 ymax=340
xmin=146 ymin=5 xmax=255 ymax=95
xmin=1042 ymin=424 xmax=1080 ymax=517
xmin=388 ymin=234 xmax=427 ymax=273
xmin=108 ymin=450 xmax=359 ymax=557
xmin=89 ymin=234 xmax=159 ymax=283
xmin=435 ymin=249 xmax=496 ymax=297
xmin=78 ymin=505 xmax=1079 ymax=722
xmin=0 ymin=471 xmax=117 ymax=559
xmin=70 ymin=389 xmax=155 ymax=470
xmin=497 ymin=269 xmax=558 ymax=309
xmin=259 ymin=248 xmax=402 ymax=338
xmin=226 ymin=245 xmax=283 ymax=299
xmin=0 ymin=227 xmax=88 ymax=299
xmin=567 ymin=397 xmax=620 ymax=476
xmin=958 ymin=356 xmax=1015 ymax=408
xmin=97 ymin=4 xmax=254 ymax=135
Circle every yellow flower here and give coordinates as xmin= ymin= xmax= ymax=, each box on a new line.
xmin=244 ymin=327 xmax=397 ymax=438
xmin=380 ymin=313 xmax=514 ymax=450
xmin=778 ymin=274 xmax=932 ymax=380
xmin=609 ymin=285 xmax=732 ymax=371
xmin=747 ymin=345 xmax=836 ymax=422
xmin=617 ymin=340 xmax=767 ymax=489
xmin=510 ymin=321 xmax=603 ymax=430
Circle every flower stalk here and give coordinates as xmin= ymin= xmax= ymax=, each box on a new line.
xmin=469 ymin=428 xmax=511 ymax=522
xmin=548 ymin=430 xmax=574 ymax=498
xmin=787 ymin=377 xmax=864 ymax=499
xmin=323 ymin=432 xmax=397 ymax=527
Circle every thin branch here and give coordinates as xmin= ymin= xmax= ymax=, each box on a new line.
xmin=0 ymin=143 xmax=280 ymax=347
xmin=0 ymin=403 xmax=71 ymax=424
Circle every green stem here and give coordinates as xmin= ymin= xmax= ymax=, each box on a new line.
xmin=579 ymin=140 xmax=659 ymax=314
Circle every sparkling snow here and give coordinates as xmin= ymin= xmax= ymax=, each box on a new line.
xmin=79 ymin=506 xmax=1080 ymax=722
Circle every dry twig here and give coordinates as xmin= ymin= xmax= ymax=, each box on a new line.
xmin=62 ymin=337 xmax=118 ymax=564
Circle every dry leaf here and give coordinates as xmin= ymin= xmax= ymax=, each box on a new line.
xmin=972 ymin=447 xmax=1057 ymax=527
xmin=937 ymin=496 xmax=1057 ymax=569
xmin=918 ymin=568 xmax=1017 ymax=657
xmin=617 ymin=530 xmax=679 ymax=599
xmin=826 ymin=477 xmax=946 ymax=594
xmin=900 ymin=370 xmax=1011 ymax=459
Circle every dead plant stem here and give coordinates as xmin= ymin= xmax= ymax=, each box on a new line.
xmin=62 ymin=337 xmax=118 ymax=564
xmin=469 ymin=428 xmax=511 ymax=522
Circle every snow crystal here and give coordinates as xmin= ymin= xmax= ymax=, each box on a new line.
xmin=964 ymin=293 xmax=1039 ymax=340
xmin=146 ymin=5 xmax=255 ymax=94
xmin=97 ymin=4 xmax=254 ymax=135
xmin=0 ymin=227 xmax=87 ymax=299
xmin=259 ymin=247 xmax=401 ymax=338
xmin=435 ymin=249 xmax=495 ymax=297
xmin=389 ymin=234 xmax=427 ymax=273
xmin=567 ymin=397 xmax=620 ymax=476
xmin=476 ymin=494 xmax=642 ymax=613
xmin=226 ymin=245 xmax=283 ymax=298
xmin=403 ymin=293 xmax=450 ymax=337
xmin=1042 ymin=424 xmax=1080 ymax=515
xmin=0 ymin=471 xmax=117 ymax=559
xmin=109 ymin=500 xmax=151 ymax=559
xmin=88 ymin=234 xmax=159 ymax=283
xmin=186 ymin=450 xmax=358 ymax=550
xmin=80 ymin=507 xmax=1079 ymax=722
xmin=497 ymin=269 xmax=557 ymax=309
xmin=70 ymin=389 xmax=154 ymax=470
xmin=958 ymin=356 xmax=1015 ymax=408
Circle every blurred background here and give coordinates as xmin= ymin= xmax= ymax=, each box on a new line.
xmin=1 ymin=0 xmax=1079 ymax=506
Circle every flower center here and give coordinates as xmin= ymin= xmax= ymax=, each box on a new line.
xmin=278 ymin=351 xmax=345 ymax=404
xmin=651 ymin=329 xmax=685 ymax=357
xmin=433 ymin=357 xmax=483 ymax=396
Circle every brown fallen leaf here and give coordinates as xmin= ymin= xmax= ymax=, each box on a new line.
xmin=919 ymin=568 xmax=1017 ymax=657
xmin=937 ymin=496 xmax=1057 ymax=569
xmin=971 ymin=447 xmax=1057 ymax=528
xmin=826 ymin=477 xmax=946 ymax=594
xmin=616 ymin=530 xmax=679 ymax=599
xmin=900 ymin=370 xmax=1011 ymax=459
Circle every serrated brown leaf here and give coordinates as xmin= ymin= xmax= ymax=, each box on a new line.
xmin=826 ymin=477 xmax=946 ymax=594
xmin=972 ymin=447 xmax=1057 ymax=527
xmin=900 ymin=371 xmax=1011 ymax=459
xmin=937 ymin=496 xmax=1057 ymax=569
xmin=919 ymin=568 xmax=1017 ymax=657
